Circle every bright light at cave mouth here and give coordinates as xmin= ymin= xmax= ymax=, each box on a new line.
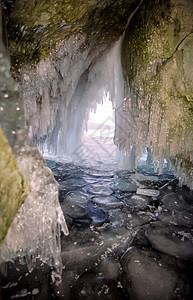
xmin=82 ymin=94 xmax=117 ymax=169
xmin=85 ymin=95 xmax=115 ymax=137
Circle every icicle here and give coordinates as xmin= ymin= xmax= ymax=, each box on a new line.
xmin=0 ymin=28 xmax=68 ymax=275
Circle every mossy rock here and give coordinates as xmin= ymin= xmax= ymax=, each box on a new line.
xmin=121 ymin=0 xmax=193 ymax=163
xmin=0 ymin=125 xmax=29 ymax=243
xmin=3 ymin=0 xmax=137 ymax=68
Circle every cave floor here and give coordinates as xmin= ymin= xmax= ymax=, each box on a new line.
xmin=1 ymin=160 xmax=193 ymax=299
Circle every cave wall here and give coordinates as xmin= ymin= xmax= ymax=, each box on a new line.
xmin=2 ymin=0 xmax=140 ymax=155
xmin=4 ymin=0 xmax=139 ymax=67
xmin=119 ymin=0 xmax=193 ymax=182
xmin=3 ymin=0 xmax=193 ymax=183
xmin=0 ymin=6 xmax=68 ymax=269
xmin=0 ymin=125 xmax=28 ymax=243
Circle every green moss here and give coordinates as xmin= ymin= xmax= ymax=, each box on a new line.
xmin=5 ymin=0 xmax=137 ymax=67
xmin=6 ymin=0 xmax=96 ymax=66
xmin=181 ymin=159 xmax=193 ymax=173
xmin=168 ymin=122 xmax=184 ymax=141
xmin=0 ymin=125 xmax=30 ymax=243
xmin=120 ymin=0 xmax=193 ymax=174
xmin=84 ymin=0 xmax=137 ymax=48
xmin=121 ymin=0 xmax=172 ymax=89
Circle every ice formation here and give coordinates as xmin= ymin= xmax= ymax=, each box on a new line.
xmin=0 ymin=27 xmax=68 ymax=273
xmin=22 ymin=34 xmax=136 ymax=171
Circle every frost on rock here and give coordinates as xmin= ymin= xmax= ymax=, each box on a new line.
xmin=119 ymin=0 xmax=193 ymax=187
xmin=20 ymin=32 xmax=129 ymax=169
xmin=0 ymin=33 xmax=68 ymax=273
xmin=136 ymin=188 xmax=160 ymax=197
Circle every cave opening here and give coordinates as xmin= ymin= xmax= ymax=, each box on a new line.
xmin=81 ymin=95 xmax=117 ymax=169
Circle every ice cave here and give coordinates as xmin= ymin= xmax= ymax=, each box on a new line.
xmin=1 ymin=0 xmax=193 ymax=299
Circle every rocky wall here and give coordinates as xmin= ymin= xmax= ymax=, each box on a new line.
xmin=0 ymin=126 xmax=29 ymax=243
xmin=2 ymin=0 xmax=139 ymax=155
xmin=119 ymin=0 xmax=193 ymax=184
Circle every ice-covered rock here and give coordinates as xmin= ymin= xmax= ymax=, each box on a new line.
xmin=136 ymin=188 xmax=160 ymax=197
xmin=91 ymin=196 xmax=124 ymax=209
xmin=0 ymin=29 xmax=68 ymax=274
xmin=97 ymin=257 xmax=120 ymax=280
xmin=131 ymin=172 xmax=159 ymax=183
xmin=121 ymin=247 xmax=183 ymax=300
xmin=63 ymin=190 xmax=89 ymax=206
xmin=88 ymin=185 xmax=113 ymax=197
xmin=59 ymin=177 xmax=87 ymax=189
xmin=159 ymin=210 xmax=193 ymax=228
xmin=71 ymin=269 xmax=126 ymax=300
xmin=124 ymin=194 xmax=151 ymax=211
xmin=146 ymin=224 xmax=193 ymax=260
xmin=161 ymin=192 xmax=192 ymax=212
xmin=116 ymin=180 xmax=138 ymax=192
xmin=120 ymin=0 xmax=193 ymax=185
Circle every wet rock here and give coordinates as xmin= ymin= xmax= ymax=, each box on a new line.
xmin=126 ymin=211 xmax=157 ymax=228
xmin=61 ymin=236 xmax=128 ymax=274
xmin=88 ymin=185 xmax=113 ymax=197
xmin=52 ymin=270 xmax=78 ymax=299
xmin=108 ymin=209 xmax=127 ymax=228
xmin=91 ymin=196 xmax=124 ymax=209
xmin=136 ymin=188 xmax=160 ymax=197
xmin=124 ymin=194 xmax=151 ymax=211
xmin=62 ymin=203 xmax=87 ymax=219
xmin=64 ymin=190 xmax=89 ymax=205
xmin=60 ymin=190 xmax=90 ymax=221
xmin=116 ymin=180 xmax=138 ymax=192
xmin=71 ymin=270 xmax=128 ymax=300
xmin=1 ymin=261 xmax=53 ymax=300
xmin=59 ymin=177 xmax=87 ymax=189
xmin=131 ymin=227 xmax=151 ymax=248
xmin=161 ymin=192 xmax=192 ymax=212
xmin=96 ymin=257 xmax=120 ymax=281
xmin=146 ymin=224 xmax=193 ymax=260
xmin=130 ymin=172 xmax=159 ymax=183
xmin=86 ymin=203 xmax=108 ymax=226
xmin=158 ymin=210 xmax=193 ymax=228
xmin=121 ymin=247 xmax=182 ymax=300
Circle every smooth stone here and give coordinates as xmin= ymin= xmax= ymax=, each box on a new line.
xmin=97 ymin=257 xmax=120 ymax=280
xmin=73 ymin=218 xmax=91 ymax=227
xmin=61 ymin=236 xmax=128 ymax=273
xmin=83 ymin=177 xmax=99 ymax=184
xmin=124 ymin=194 xmax=151 ymax=210
xmin=86 ymin=203 xmax=108 ymax=225
xmin=146 ymin=225 xmax=193 ymax=260
xmin=88 ymin=185 xmax=113 ymax=196
xmin=61 ymin=202 xmax=87 ymax=219
xmin=158 ymin=210 xmax=193 ymax=227
xmin=108 ymin=209 xmax=127 ymax=227
xmin=121 ymin=247 xmax=181 ymax=300
xmin=53 ymin=270 xmax=78 ymax=299
xmin=64 ymin=190 xmax=89 ymax=205
xmin=161 ymin=192 xmax=191 ymax=212
xmin=105 ymin=202 xmax=125 ymax=209
xmin=71 ymin=270 xmax=127 ymax=299
xmin=131 ymin=227 xmax=151 ymax=247
xmin=136 ymin=188 xmax=160 ymax=197
xmin=126 ymin=211 xmax=157 ymax=228
xmin=91 ymin=196 xmax=117 ymax=205
xmin=131 ymin=172 xmax=159 ymax=182
xmin=59 ymin=177 xmax=87 ymax=189
xmin=116 ymin=181 xmax=138 ymax=192
xmin=92 ymin=196 xmax=124 ymax=209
